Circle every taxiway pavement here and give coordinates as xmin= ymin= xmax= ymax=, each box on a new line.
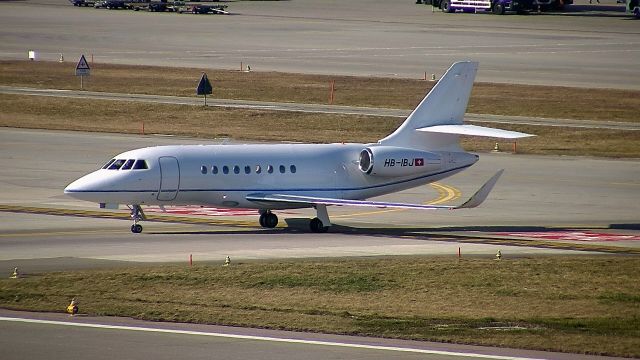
xmin=1 ymin=127 xmax=639 ymax=272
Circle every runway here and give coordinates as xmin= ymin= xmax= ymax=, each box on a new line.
xmin=1 ymin=127 xmax=639 ymax=273
xmin=1 ymin=0 xmax=639 ymax=89
xmin=0 ymin=310 xmax=626 ymax=360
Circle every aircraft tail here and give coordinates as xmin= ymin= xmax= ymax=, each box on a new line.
xmin=378 ymin=61 xmax=478 ymax=151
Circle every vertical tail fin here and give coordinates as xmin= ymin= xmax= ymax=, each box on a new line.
xmin=379 ymin=61 xmax=478 ymax=151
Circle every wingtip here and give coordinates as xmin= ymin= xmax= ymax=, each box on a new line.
xmin=456 ymin=169 xmax=504 ymax=209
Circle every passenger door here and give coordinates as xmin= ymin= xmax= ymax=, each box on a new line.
xmin=157 ymin=156 xmax=180 ymax=201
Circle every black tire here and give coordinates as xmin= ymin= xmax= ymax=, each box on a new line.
xmin=259 ymin=213 xmax=266 ymax=227
xmin=131 ymin=224 xmax=143 ymax=233
xmin=264 ymin=213 xmax=278 ymax=228
xmin=309 ymin=218 xmax=329 ymax=233
xmin=493 ymin=3 xmax=505 ymax=14
xmin=441 ymin=0 xmax=452 ymax=12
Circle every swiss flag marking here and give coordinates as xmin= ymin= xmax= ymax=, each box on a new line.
xmin=414 ymin=158 xmax=424 ymax=166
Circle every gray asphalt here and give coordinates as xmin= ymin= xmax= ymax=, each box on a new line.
xmin=1 ymin=0 xmax=639 ymax=90
xmin=1 ymin=127 xmax=638 ymax=271
xmin=0 ymin=309 xmax=626 ymax=360
xmin=2 ymin=85 xmax=639 ymax=130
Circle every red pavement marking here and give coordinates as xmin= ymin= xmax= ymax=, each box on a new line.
xmin=493 ymin=231 xmax=640 ymax=242
xmin=145 ymin=206 xmax=258 ymax=217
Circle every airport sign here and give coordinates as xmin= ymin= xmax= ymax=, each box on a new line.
xmin=75 ymin=55 xmax=91 ymax=76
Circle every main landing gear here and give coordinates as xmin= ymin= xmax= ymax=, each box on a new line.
xmin=259 ymin=210 xmax=278 ymax=228
xmin=258 ymin=205 xmax=331 ymax=233
xmin=129 ymin=205 xmax=145 ymax=233
xmin=309 ymin=204 xmax=330 ymax=233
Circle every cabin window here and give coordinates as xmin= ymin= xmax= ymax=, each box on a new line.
xmin=267 ymin=165 xmax=274 ymax=174
xmin=121 ymin=159 xmax=135 ymax=170
xmin=290 ymin=165 xmax=297 ymax=173
xmin=108 ymin=159 xmax=126 ymax=170
xmin=102 ymin=159 xmax=116 ymax=169
xmin=223 ymin=166 xmax=229 ymax=174
xmin=244 ymin=165 xmax=251 ymax=174
xmin=233 ymin=165 xmax=240 ymax=174
xmin=201 ymin=165 xmax=207 ymax=174
xmin=279 ymin=165 xmax=285 ymax=174
xmin=212 ymin=166 xmax=218 ymax=175
xmin=132 ymin=160 xmax=148 ymax=170
xmin=255 ymin=165 xmax=262 ymax=174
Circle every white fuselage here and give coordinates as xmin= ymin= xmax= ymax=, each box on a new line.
xmin=64 ymin=142 xmax=479 ymax=209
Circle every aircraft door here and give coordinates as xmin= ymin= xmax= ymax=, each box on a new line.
xmin=157 ymin=156 xmax=180 ymax=201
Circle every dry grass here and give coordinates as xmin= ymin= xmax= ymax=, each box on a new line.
xmin=2 ymin=60 xmax=640 ymax=122
xmin=1 ymin=256 xmax=639 ymax=357
xmin=2 ymin=94 xmax=640 ymax=157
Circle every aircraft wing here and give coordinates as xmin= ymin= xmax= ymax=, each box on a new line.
xmin=246 ymin=169 xmax=504 ymax=210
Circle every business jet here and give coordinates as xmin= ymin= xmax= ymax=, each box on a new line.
xmin=64 ymin=61 xmax=532 ymax=233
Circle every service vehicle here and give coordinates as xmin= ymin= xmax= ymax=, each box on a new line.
xmin=421 ymin=0 xmax=534 ymax=14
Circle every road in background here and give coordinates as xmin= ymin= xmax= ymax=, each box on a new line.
xmin=2 ymin=86 xmax=639 ymax=131
xmin=1 ymin=0 xmax=639 ymax=89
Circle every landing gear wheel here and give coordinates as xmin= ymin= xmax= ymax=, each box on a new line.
xmin=309 ymin=218 xmax=329 ymax=233
xmin=441 ymin=0 xmax=452 ymax=12
xmin=493 ymin=3 xmax=505 ymax=14
xmin=260 ymin=212 xmax=278 ymax=228
xmin=131 ymin=224 xmax=143 ymax=233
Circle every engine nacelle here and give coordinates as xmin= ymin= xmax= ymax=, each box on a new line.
xmin=358 ymin=146 xmax=442 ymax=177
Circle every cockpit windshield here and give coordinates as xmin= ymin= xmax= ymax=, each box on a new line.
xmin=102 ymin=159 xmax=149 ymax=170
xmin=108 ymin=159 xmax=126 ymax=170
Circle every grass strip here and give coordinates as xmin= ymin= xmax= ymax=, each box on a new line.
xmin=2 ymin=94 xmax=640 ymax=157
xmin=2 ymin=60 xmax=640 ymax=123
xmin=1 ymin=256 xmax=639 ymax=357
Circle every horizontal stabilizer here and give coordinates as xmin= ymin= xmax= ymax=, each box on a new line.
xmin=417 ymin=124 xmax=533 ymax=139
xmin=246 ymin=170 xmax=504 ymax=211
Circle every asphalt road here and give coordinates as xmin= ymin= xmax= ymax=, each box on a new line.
xmin=0 ymin=309 xmax=626 ymax=360
xmin=1 ymin=0 xmax=639 ymax=90
xmin=2 ymin=85 xmax=639 ymax=131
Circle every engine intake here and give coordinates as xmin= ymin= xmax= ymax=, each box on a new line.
xmin=358 ymin=146 xmax=441 ymax=177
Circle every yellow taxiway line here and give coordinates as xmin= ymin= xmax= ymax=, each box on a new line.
xmin=332 ymin=182 xmax=461 ymax=219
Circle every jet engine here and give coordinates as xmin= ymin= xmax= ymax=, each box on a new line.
xmin=358 ymin=146 xmax=442 ymax=177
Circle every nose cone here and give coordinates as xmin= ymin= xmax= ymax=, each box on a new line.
xmin=64 ymin=171 xmax=106 ymax=202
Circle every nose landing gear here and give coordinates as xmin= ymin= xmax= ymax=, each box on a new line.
xmin=129 ymin=205 xmax=146 ymax=233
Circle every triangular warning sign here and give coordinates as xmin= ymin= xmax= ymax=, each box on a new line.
xmin=75 ymin=55 xmax=90 ymax=76
xmin=196 ymin=73 xmax=213 ymax=95
xmin=76 ymin=55 xmax=90 ymax=70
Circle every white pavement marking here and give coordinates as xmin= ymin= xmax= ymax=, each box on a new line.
xmin=0 ymin=316 xmax=546 ymax=360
